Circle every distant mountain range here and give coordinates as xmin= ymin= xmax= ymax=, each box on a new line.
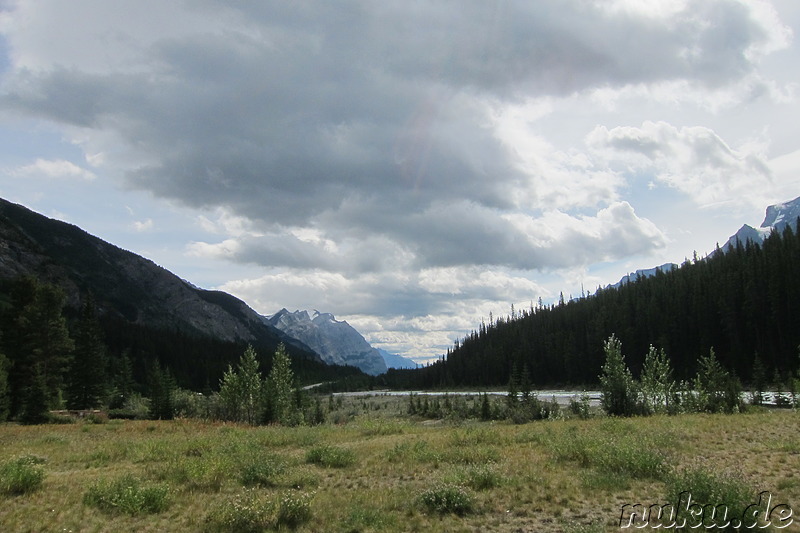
xmin=612 ymin=263 xmax=678 ymax=288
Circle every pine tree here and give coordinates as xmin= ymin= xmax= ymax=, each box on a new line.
xmin=0 ymin=351 xmax=10 ymax=422
xmin=751 ymin=354 xmax=767 ymax=406
xmin=147 ymin=362 xmax=175 ymax=420
xmin=66 ymin=297 xmax=108 ymax=410
xmin=480 ymin=392 xmax=491 ymax=421
xmin=695 ymin=348 xmax=741 ymax=413
xmin=520 ymin=364 xmax=532 ymax=403
xmin=506 ymin=363 xmax=519 ymax=410
xmin=108 ymin=351 xmax=135 ymax=409
xmin=20 ymin=365 xmax=49 ymax=424
xmin=4 ymin=277 xmax=74 ymax=415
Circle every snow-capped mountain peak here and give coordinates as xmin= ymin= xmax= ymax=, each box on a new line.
xmin=761 ymin=196 xmax=800 ymax=230
xmin=723 ymin=195 xmax=800 ymax=251
xmin=264 ymin=309 xmax=388 ymax=375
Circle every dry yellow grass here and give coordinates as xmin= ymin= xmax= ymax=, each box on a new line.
xmin=0 ymin=406 xmax=799 ymax=532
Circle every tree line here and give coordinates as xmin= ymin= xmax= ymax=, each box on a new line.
xmin=382 ymin=219 xmax=800 ymax=390
xmin=0 ymin=276 xmax=337 ymax=424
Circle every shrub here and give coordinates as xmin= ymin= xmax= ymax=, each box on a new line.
xmin=0 ymin=456 xmax=46 ymax=495
xmin=204 ymin=489 xmax=313 ymax=532
xmin=384 ymin=440 xmax=440 ymax=464
xmin=568 ymin=393 xmax=592 ymax=419
xmin=275 ymin=490 xmax=314 ymax=529
xmin=419 ymin=483 xmax=474 ymax=515
xmin=84 ymin=474 xmax=170 ymax=514
xmin=548 ymin=429 xmax=668 ymax=482
xmin=204 ymin=489 xmax=274 ymax=533
xmin=448 ymin=464 xmax=502 ymax=491
xmin=305 ymin=445 xmax=356 ymax=468
xmin=665 ymin=467 xmax=755 ymax=529
xmin=149 ymin=455 xmax=228 ymax=493
xmin=239 ymin=456 xmax=285 ymax=487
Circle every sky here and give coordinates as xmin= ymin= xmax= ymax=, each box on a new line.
xmin=0 ymin=0 xmax=798 ymax=364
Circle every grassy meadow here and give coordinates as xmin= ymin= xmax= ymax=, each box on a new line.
xmin=1 ymin=395 xmax=799 ymax=532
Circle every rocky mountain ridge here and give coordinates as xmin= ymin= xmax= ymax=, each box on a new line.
xmin=0 ymin=197 xmax=319 ymax=360
xmin=722 ymin=195 xmax=800 ymax=251
xmin=265 ymin=309 xmax=388 ymax=375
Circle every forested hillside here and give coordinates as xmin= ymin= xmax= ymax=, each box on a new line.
xmin=0 ymin=275 xmax=366 ymax=422
xmin=384 ymin=220 xmax=800 ymax=389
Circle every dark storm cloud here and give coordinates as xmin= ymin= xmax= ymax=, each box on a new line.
xmin=0 ymin=0 xmax=783 ymax=270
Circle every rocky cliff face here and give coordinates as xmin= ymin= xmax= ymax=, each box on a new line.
xmin=722 ymin=195 xmax=800 ymax=251
xmin=0 ymin=198 xmax=316 ymax=357
xmin=266 ymin=309 xmax=388 ymax=375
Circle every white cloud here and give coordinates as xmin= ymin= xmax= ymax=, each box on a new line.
xmin=587 ymin=121 xmax=775 ymax=208
xmin=13 ymin=158 xmax=96 ymax=181
xmin=131 ymin=218 xmax=154 ymax=232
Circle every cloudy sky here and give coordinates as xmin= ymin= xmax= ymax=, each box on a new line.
xmin=1 ymin=0 xmax=798 ymax=363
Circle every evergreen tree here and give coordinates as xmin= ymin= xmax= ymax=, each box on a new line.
xmin=4 ymin=277 xmax=74 ymax=415
xmin=695 ymin=348 xmax=741 ymax=413
xmin=20 ymin=365 xmax=49 ymax=424
xmin=66 ymin=297 xmax=108 ymax=410
xmin=750 ymin=354 xmax=767 ymax=406
xmin=267 ymin=343 xmax=295 ymax=425
xmin=599 ymin=335 xmax=640 ymax=417
xmin=407 ymin=392 xmax=417 ymax=415
xmin=506 ymin=363 xmax=519 ymax=410
xmin=310 ymin=396 xmax=325 ymax=425
xmin=480 ymin=392 xmax=491 ymax=421
xmin=0 ymin=351 xmax=10 ymax=421
xmin=147 ymin=362 xmax=175 ymax=420
xmin=520 ymin=364 xmax=532 ymax=403
xmin=108 ymin=351 xmax=135 ymax=409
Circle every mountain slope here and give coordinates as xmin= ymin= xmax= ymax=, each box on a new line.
xmin=722 ymin=195 xmax=800 ymax=251
xmin=377 ymin=348 xmax=418 ymax=370
xmin=612 ymin=263 xmax=677 ymax=288
xmin=266 ymin=309 xmax=388 ymax=375
xmin=0 ymin=197 xmax=319 ymax=361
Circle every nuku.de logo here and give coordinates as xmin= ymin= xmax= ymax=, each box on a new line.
xmin=619 ymin=491 xmax=793 ymax=529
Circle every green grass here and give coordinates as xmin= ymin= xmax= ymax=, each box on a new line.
xmin=0 ymin=455 xmax=46 ymax=495
xmin=305 ymin=444 xmax=357 ymax=468
xmin=0 ymin=399 xmax=798 ymax=532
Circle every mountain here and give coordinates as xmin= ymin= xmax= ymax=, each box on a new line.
xmin=0 ymin=197 xmax=320 ymax=361
xmin=266 ymin=309 xmax=388 ymax=375
xmin=610 ymin=195 xmax=800 ymax=288
xmin=722 ymin=195 xmax=800 ymax=251
xmin=611 ymin=263 xmax=678 ymax=288
xmin=377 ymin=348 xmax=418 ymax=370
